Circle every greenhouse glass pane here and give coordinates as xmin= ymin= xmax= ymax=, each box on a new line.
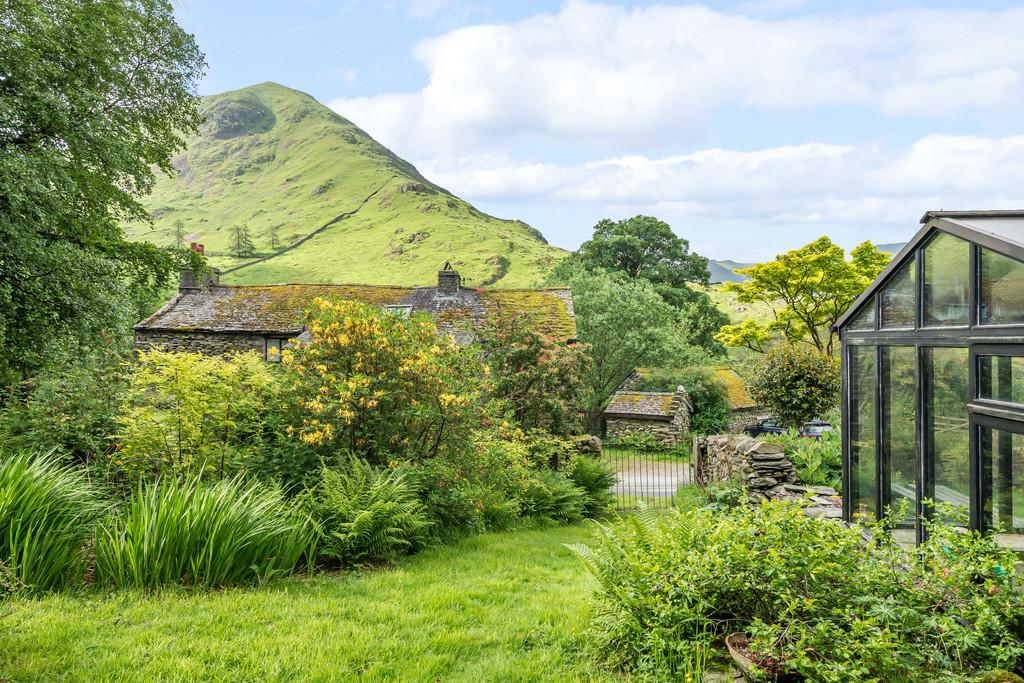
xmin=880 ymin=258 xmax=916 ymax=329
xmin=979 ymin=427 xmax=1024 ymax=542
xmin=849 ymin=345 xmax=877 ymax=522
xmin=980 ymin=249 xmax=1024 ymax=325
xmin=922 ymin=233 xmax=969 ymax=327
xmin=847 ymin=298 xmax=875 ymax=331
xmin=979 ymin=355 xmax=1024 ymax=405
xmin=925 ymin=347 xmax=969 ymax=524
xmin=883 ymin=346 xmax=917 ymax=524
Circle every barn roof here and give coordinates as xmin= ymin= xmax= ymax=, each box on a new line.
xmin=136 ymin=283 xmax=577 ymax=341
xmin=835 ymin=209 xmax=1024 ymax=330
xmin=604 ymin=391 xmax=678 ymax=421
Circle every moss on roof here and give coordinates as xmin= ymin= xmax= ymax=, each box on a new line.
xmin=477 ymin=289 xmax=577 ymax=340
xmin=138 ymin=283 xmax=576 ymax=340
xmin=604 ymin=391 xmax=677 ymax=418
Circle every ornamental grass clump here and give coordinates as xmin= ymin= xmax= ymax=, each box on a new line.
xmin=571 ymin=501 xmax=1024 ymax=682
xmin=94 ymin=476 xmax=313 ymax=588
xmin=0 ymin=450 xmax=104 ymax=591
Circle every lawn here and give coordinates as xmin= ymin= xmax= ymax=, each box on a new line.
xmin=0 ymin=525 xmax=616 ymax=682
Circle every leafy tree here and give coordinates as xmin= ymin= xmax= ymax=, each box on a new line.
xmin=173 ymin=219 xmax=186 ymax=249
xmin=569 ymin=270 xmax=705 ymax=429
xmin=748 ymin=344 xmax=840 ymax=428
xmin=115 ymin=349 xmax=280 ymax=482
xmin=716 ymin=238 xmax=890 ymax=355
xmin=0 ymin=0 xmax=206 ymax=383
xmin=282 ymin=299 xmax=485 ymax=464
xmin=477 ymin=311 xmax=590 ymax=435
xmin=555 ymin=215 xmax=728 ymax=354
xmin=232 ymin=224 xmax=256 ymax=257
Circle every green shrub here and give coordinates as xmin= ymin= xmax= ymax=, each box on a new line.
xmin=568 ymin=456 xmax=617 ymax=518
xmin=94 ymin=476 xmax=312 ymax=588
xmin=571 ymin=501 xmax=1024 ymax=682
xmin=519 ymin=470 xmax=585 ymax=524
xmin=300 ymin=460 xmax=432 ymax=567
xmin=0 ymin=451 xmax=104 ymax=591
xmin=748 ymin=344 xmax=840 ymax=428
xmin=0 ymin=347 xmax=127 ymax=465
xmin=764 ymin=428 xmax=842 ymax=488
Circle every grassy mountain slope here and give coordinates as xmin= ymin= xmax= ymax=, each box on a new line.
xmin=128 ymin=82 xmax=564 ymax=287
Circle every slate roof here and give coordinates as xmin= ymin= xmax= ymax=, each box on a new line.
xmin=604 ymin=391 xmax=678 ymax=421
xmin=136 ymin=283 xmax=577 ymax=341
xmin=836 ymin=209 xmax=1024 ymax=330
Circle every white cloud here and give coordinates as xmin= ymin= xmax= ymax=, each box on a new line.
xmin=418 ymin=133 xmax=1024 ymax=255
xmin=329 ymin=1 xmax=1024 ymax=155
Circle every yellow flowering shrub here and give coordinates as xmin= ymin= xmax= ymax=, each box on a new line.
xmin=283 ymin=299 xmax=485 ymax=463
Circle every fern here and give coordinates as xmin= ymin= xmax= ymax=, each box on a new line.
xmin=301 ymin=460 xmax=432 ymax=566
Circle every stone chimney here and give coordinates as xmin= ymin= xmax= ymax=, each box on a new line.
xmin=179 ymin=243 xmax=220 ymax=293
xmin=437 ymin=262 xmax=460 ymax=297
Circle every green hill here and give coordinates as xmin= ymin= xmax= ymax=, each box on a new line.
xmin=128 ymin=82 xmax=565 ymax=287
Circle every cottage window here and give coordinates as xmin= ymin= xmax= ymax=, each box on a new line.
xmin=265 ymin=338 xmax=285 ymax=362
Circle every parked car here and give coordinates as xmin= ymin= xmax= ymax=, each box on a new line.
xmin=744 ymin=417 xmax=785 ymax=437
xmin=744 ymin=417 xmax=833 ymax=439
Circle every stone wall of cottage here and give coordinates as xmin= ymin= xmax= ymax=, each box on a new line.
xmin=696 ymin=434 xmax=798 ymax=502
xmin=134 ymin=330 xmax=269 ymax=356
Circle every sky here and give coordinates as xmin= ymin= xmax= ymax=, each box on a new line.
xmin=172 ymin=0 xmax=1024 ymax=261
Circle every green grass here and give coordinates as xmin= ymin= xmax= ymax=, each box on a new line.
xmin=0 ymin=525 xmax=621 ymax=682
xmin=704 ymin=284 xmax=775 ymax=326
xmin=129 ymin=82 xmax=565 ymax=288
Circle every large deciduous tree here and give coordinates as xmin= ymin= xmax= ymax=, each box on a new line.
xmin=555 ymin=215 xmax=729 ymax=354
xmin=0 ymin=0 xmax=206 ymax=382
xmin=569 ymin=269 xmax=706 ymax=428
xmin=716 ymin=238 xmax=890 ymax=355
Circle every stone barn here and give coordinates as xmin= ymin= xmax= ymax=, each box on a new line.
xmin=603 ymin=386 xmax=691 ymax=449
xmin=617 ymin=366 xmax=761 ymax=433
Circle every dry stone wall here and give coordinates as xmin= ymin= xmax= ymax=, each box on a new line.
xmin=697 ymin=434 xmax=798 ymax=501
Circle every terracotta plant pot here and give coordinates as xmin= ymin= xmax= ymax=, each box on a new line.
xmin=725 ymin=633 xmax=758 ymax=680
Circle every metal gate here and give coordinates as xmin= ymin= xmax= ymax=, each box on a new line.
xmin=602 ymin=444 xmax=693 ymax=510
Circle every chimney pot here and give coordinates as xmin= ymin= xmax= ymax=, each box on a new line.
xmin=437 ymin=264 xmax=460 ymax=297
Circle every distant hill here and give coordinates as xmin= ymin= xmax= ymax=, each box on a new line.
xmin=129 ymin=82 xmax=564 ymax=287
xmin=709 ymin=259 xmax=755 ymax=284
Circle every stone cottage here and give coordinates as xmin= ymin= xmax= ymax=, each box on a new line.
xmin=135 ymin=255 xmax=577 ymax=357
xmin=618 ymin=366 xmax=761 ymax=433
xmin=603 ymin=386 xmax=691 ymax=448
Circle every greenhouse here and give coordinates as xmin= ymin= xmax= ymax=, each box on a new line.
xmin=836 ymin=210 xmax=1024 ymax=549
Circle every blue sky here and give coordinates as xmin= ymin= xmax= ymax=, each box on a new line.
xmin=173 ymin=0 xmax=1024 ymax=260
